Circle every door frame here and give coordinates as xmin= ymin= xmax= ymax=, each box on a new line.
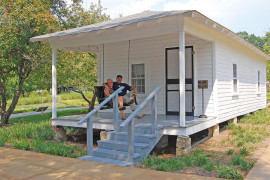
xmin=165 ymin=46 xmax=194 ymax=116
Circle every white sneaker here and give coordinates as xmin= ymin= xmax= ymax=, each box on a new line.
xmin=135 ymin=113 xmax=145 ymax=119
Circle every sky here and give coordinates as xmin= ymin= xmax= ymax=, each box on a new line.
xmin=81 ymin=0 xmax=270 ymax=37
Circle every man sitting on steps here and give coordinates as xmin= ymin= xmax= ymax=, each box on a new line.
xmin=113 ymin=75 xmax=145 ymax=119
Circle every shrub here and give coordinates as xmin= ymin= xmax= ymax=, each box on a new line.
xmin=217 ymin=165 xmax=243 ymax=179
xmin=240 ymin=147 xmax=249 ymax=156
xmin=204 ymin=162 xmax=215 ymax=171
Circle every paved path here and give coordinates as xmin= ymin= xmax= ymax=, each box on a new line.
xmin=9 ymin=107 xmax=88 ymax=119
xmin=245 ymin=144 xmax=270 ymax=180
xmin=0 ymin=147 xmax=217 ymax=180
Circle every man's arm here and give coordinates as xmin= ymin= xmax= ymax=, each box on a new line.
xmin=130 ymin=86 xmax=137 ymax=93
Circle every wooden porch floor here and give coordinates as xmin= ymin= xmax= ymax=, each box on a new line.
xmin=52 ymin=112 xmax=217 ymax=136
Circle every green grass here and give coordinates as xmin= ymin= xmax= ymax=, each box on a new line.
xmin=142 ymin=107 xmax=270 ymax=179
xmin=217 ymin=165 xmax=243 ymax=179
xmin=0 ymin=109 xmax=88 ymax=158
xmin=267 ymin=92 xmax=270 ymax=101
xmin=227 ymin=110 xmax=270 ymax=149
xmin=13 ymin=103 xmax=80 ymax=114
xmin=9 ymin=108 xmax=88 ymax=124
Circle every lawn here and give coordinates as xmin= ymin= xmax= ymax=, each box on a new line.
xmin=140 ymin=107 xmax=270 ymax=179
xmin=9 ymin=91 xmax=96 ymax=114
xmin=0 ymin=109 xmax=88 ymax=157
xmin=13 ymin=103 xmax=80 ymax=114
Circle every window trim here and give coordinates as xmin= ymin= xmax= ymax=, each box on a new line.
xmin=232 ymin=63 xmax=239 ymax=96
xmin=130 ymin=63 xmax=146 ymax=95
xmin=257 ymin=70 xmax=261 ymax=94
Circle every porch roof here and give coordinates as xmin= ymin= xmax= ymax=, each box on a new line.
xmin=30 ymin=10 xmax=191 ymax=42
xmin=30 ymin=10 xmax=270 ymax=60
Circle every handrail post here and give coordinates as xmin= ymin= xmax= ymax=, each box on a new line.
xmin=113 ymin=93 xmax=119 ymax=131
xmin=151 ymin=94 xmax=158 ymax=134
xmin=127 ymin=119 xmax=134 ymax=163
xmin=87 ymin=117 xmax=93 ymax=156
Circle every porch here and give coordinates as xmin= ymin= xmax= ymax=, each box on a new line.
xmin=52 ymin=112 xmax=217 ymax=137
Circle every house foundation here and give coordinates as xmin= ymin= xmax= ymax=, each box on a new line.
xmin=100 ymin=130 xmax=107 ymax=140
xmin=52 ymin=126 xmax=67 ymax=142
xmin=176 ymin=136 xmax=191 ymax=156
xmin=156 ymin=135 xmax=168 ymax=150
xmin=229 ymin=117 xmax=238 ymax=125
xmin=208 ymin=124 xmax=219 ymax=137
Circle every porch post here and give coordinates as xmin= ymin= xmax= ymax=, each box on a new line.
xmin=52 ymin=48 xmax=57 ymax=119
xmin=179 ymin=15 xmax=185 ymax=127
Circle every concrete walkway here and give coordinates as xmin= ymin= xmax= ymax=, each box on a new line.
xmin=245 ymin=144 xmax=270 ymax=180
xmin=9 ymin=107 xmax=88 ymax=119
xmin=0 ymin=147 xmax=217 ymax=180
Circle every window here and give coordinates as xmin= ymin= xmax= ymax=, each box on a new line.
xmin=233 ymin=64 xmax=238 ymax=93
xmin=131 ymin=64 xmax=145 ymax=94
xmin=258 ymin=71 xmax=261 ymax=92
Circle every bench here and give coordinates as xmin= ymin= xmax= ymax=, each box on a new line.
xmin=94 ymin=86 xmax=137 ymax=110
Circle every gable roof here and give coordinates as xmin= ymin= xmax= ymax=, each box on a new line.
xmin=30 ymin=10 xmax=270 ymax=60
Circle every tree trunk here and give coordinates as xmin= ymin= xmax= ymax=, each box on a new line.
xmin=1 ymin=78 xmax=25 ymax=125
xmin=1 ymin=114 xmax=9 ymax=125
xmin=88 ymin=93 xmax=96 ymax=112
xmin=79 ymin=90 xmax=96 ymax=112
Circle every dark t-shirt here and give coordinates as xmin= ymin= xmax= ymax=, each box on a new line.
xmin=113 ymin=82 xmax=131 ymax=96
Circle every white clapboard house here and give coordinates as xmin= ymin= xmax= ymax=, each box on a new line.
xmin=31 ymin=10 xmax=270 ymax=166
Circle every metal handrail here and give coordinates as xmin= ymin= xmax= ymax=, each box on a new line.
xmin=78 ymin=86 xmax=124 ymax=125
xmin=77 ymin=86 xmax=124 ymax=156
xmin=120 ymin=85 xmax=162 ymax=127
xmin=120 ymin=85 xmax=162 ymax=163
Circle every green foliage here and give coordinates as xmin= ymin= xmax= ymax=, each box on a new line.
xmin=226 ymin=149 xmax=235 ymax=155
xmin=0 ymin=109 xmax=87 ymax=157
xmin=230 ymin=155 xmax=254 ymax=171
xmin=217 ymin=165 xmax=243 ymax=179
xmin=204 ymin=162 xmax=215 ymax=171
xmin=240 ymin=147 xmax=249 ymax=156
xmin=237 ymin=31 xmax=266 ymax=50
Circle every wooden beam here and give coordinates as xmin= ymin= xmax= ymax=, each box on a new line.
xmin=96 ymin=29 xmax=105 ymax=34
xmin=137 ymin=21 xmax=145 ymax=28
xmin=115 ymin=26 xmax=125 ymax=31
xmin=52 ymin=48 xmax=57 ymax=119
xmin=156 ymin=17 xmax=166 ymax=23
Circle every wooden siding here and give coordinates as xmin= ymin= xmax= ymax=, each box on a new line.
xmin=96 ymin=33 xmax=214 ymax=115
xmin=216 ymin=40 xmax=267 ymax=122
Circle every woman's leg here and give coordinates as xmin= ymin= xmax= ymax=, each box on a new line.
xmin=118 ymin=96 xmax=126 ymax=119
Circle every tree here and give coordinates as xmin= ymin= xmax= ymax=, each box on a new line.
xmin=237 ymin=31 xmax=270 ymax=81
xmin=0 ymin=0 xmax=58 ymax=125
xmin=237 ymin=31 xmax=267 ymax=50
xmin=28 ymin=0 xmax=109 ymax=111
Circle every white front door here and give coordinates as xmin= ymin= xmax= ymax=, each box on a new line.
xmin=165 ymin=47 xmax=194 ymax=115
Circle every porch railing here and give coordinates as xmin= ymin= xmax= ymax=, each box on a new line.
xmin=78 ymin=86 xmax=124 ymax=156
xmin=120 ymin=85 xmax=162 ymax=163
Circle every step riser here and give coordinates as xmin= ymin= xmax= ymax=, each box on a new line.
xmin=98 ymin=142 xmax=147 ymax=153
xmin=119 ymin=127 xmax=154 ymax=134
xmin=93 ymin=151 xmax=140 ymax=161
xmin=106 ymin=133 xmax=151 ymax=144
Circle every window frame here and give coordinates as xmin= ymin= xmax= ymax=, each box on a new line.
xmin=257 ymin=70 xmax=261 ymax=93
xmin=232 ymin=63 xmax=239 ymax=96
xmin=131 ymin=63 xmax=146 ymax=94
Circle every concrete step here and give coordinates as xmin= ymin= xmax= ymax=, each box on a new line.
xmin=93 ymin=148 xmax=141 ymax=161
xmin=106 ymin=131 xmax=156 ymax=143
xmin=78 ymin=155 xmax=133 ymax=167
xmin=98 ymin=140 xmax=149 ymax=153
